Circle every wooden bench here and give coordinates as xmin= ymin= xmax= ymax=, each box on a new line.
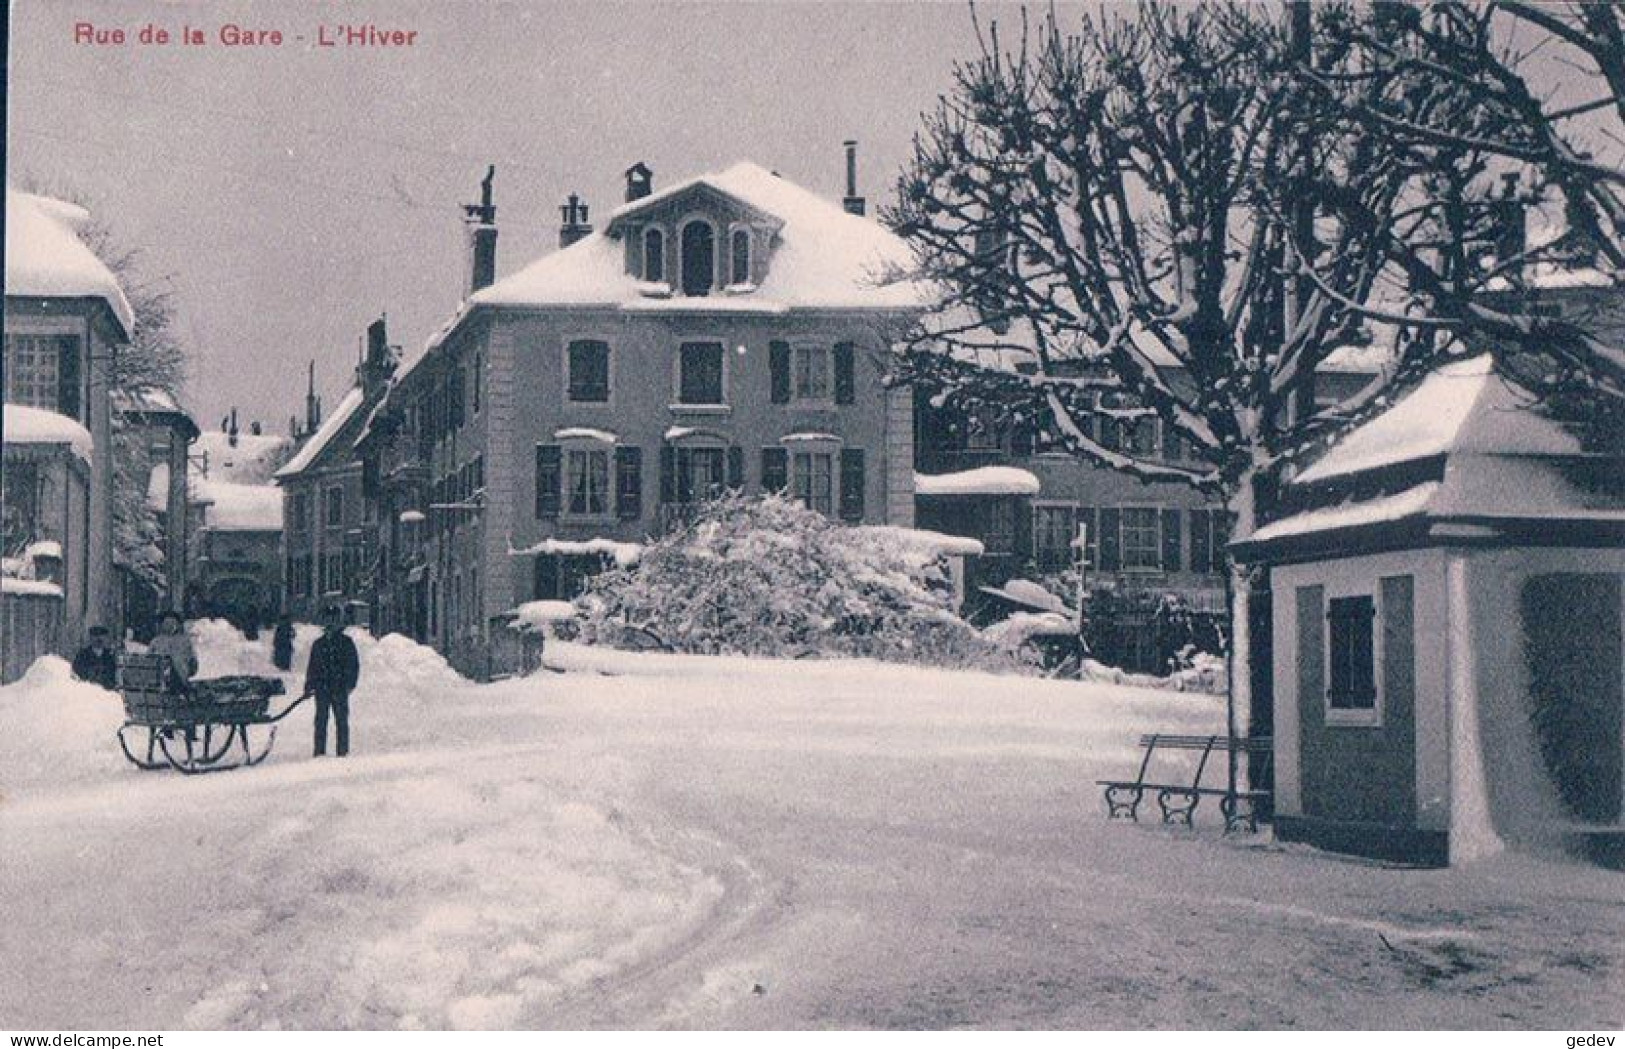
xmin=1097 ymin=733 xmax=1273 ymax=833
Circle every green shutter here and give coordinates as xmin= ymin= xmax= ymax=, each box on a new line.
xmin=616 ymin=446 xmax=643 ymax=520
xmin=770 ymin=341 xmax=791 ymax=404
xmin=761 ymin=447 xmax=789 ymax=493
xmin=1161 ymin=508 xmax=1182 ymax=572
xmin=535 ymin=444 xmax=561 ymax=518
xmin=1098 ymin=508 xmax=1121 ymax=571
xmin=1297 ymin=584 xmax=1326 ymax=723
xmin=1381 ymin=574 xmax=1414 ymax=725
xmin=839 ymin=449 xmax=865 ymax=522
xmin=834 ymin=342 xmax=856 ymax=405
xmin=727 ymin=446 xmax=745 ymax=490
xmin=56 ymin=336 xmax=82 ymax=421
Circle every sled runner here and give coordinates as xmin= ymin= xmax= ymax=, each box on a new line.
xmin=115 ymin=653 xmax=308 ymax=774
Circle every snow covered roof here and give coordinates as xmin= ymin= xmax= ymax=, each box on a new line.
xmin=1294 ymin=355 xmax=1582 ymax=485
xmin=196 ymin=479 xmax=283 ymax=532
xmin=1249 ymin=482 xmax=1441 ymax=544
xmin=4 ymin=190 xmax=134 ymax=336
xmin=274 ymin=387 xmax=366 ymax=480
xmin=2 ymin=404 xmax=93 ymax=463
xmin=849 ymin=525 xmax=985 ymax=558
xmin=194 ymin=431 xmax=295 ymax=485
xmin=465 ymin=162 xmax=925 ymax=315
xmin=914 ymin=466 xmax=1041 ymax=498
xmin=509 ymin=537 xmax=643 ymax=567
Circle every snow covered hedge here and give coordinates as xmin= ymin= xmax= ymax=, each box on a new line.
xmin=576 ymin=494 xmax=1030 ymax=671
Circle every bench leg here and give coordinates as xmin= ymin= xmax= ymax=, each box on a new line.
xmin=1158 ymin=789 xmax=1199 ymax=826
xmin=1221 ymin=795 xmax=1259 ymax=835
xmin=1103 ymin=785 xmax=1143 ymax=821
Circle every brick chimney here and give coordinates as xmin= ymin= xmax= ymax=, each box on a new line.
xmin=558 ymin=194 xmax=593 ymax=248
xmin=842 ymin=140 xmax=866 ymax=217
xmin=625 ymin=162 xmax=653 ymax=203
xmin=463 ymin=165 xmax=498 ymax=296
xmin=305 ymin=361 xmax=321 ymax=433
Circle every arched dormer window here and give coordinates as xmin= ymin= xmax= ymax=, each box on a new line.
xmin=680 ymin=220 xmax=715 ymax=297
xmin=642 ymin=227 xmax=665 ymax=283
xmin=730 ymin=228 xmax=751 ymax=286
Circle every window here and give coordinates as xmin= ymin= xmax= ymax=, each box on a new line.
xmin=1189 ymin=508 xmax=1230 ymax=574
xmin=985 ymin=499 xmax=1017 ymax=553
xmin=791 ymin=451 xmax=833 ymax=515
xmin=1033 ymin=505 xmax=1078 ymax=571
xmin=325 ymin=486 xmax=344 ymax=527
xmin=1328 ymin=595 xmax=1377 ymax=711
xmin=4 ymin=334 xmax=78 ymax=418
xmin=1127 ymin=416 xmax=1159 ymax=455
xmin=678 ymin=342 xmax=725 ymax=404
xmin=566 ymin=448 xmax=610 ymax=516
xmin=792 ymin=345 xmax=830 ymax=401
xmin=1121 ymin=508 xmax=1160 ymax=570
xmin=680 ymin=220 xmax=715 ymax=296
xmin=567 ymin=340 xmax=611 ymax=402
xmin=289 ymin=493 xmax=308 ymax=534
xmin=643 ymin=228 xmax=665 ymax=283
xmin=730 ymin=228 xmax=751 ymax=285
xmin=323 ymin=553 xmax=343 ymax=594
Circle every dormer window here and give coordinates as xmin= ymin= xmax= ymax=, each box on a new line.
xmin=730 ymin=228 xmax=751 ymax=286
xmin=642 ymin=228 xmax=665 ymax=283
xmin=680 ymin=220 xmax=715 ymax=297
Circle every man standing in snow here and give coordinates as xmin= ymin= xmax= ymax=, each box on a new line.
xmin=303 ymin=606 xmax=360 ymax=757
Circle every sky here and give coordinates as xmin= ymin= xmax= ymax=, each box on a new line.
xmin=6 ymin=0 xmax=1070 ymax=433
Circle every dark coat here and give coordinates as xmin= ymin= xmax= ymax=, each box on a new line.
xmin=304 ymin=631 xmax=360 ymax=697
xmin=71 ymin=646 xmax=118 ymax=690
xmin=271 ymin=622 xmax=295 ymax=671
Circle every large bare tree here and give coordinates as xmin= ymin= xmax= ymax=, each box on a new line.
xmin=889 ymin=1 xmax=1625 ymax=764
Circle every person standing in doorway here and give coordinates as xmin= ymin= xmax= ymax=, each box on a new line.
xmin=303 ymin=605 xmax=360 ymax=757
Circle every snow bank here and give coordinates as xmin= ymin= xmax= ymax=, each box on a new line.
xmin=4 ymin=190 xmax=135 ymax=334
xmin=914 ymin=466 xmax=1041 ymax=497
xmin=0 ymin=655 xmax=126 ymax=794
xmin=2 ymin=404 xmax=93 ymax=462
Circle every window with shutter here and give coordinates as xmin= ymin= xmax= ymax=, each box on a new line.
xmin=834 ymin=342 xmax=855 ymax=405
xmin=839 ymin=449 xmax=865 ymax=522
xmin=643 ymin=228 xmax=665 ymax=283
xmin=760 ymin=447 xmax=789 ymax=493
xmin=727 ymin=446 xmax=744 ymax=490
xmin=1032 ymin=505 xmax=1076 ymax=571
xmin=678 ymin=342 xmax=725 ymax=404
xmin=680 ymin=221 xmax=715 ymax=297
xmin=615 ymin=446 xmax=642 ymax=519
xmin=567 ymin=340 xmax=611 ymax=402
xmin=730 ymin=228 xmax=751 ymax=285
xmin=1190 ymin=508 xmax=1213 ymax=574
xmin=792 ymin=345 xmax=831 ymax=402
xmin=1120 ymin=508 xmax=1160 ymax=570
xmin=535 ymin=444 xmax=561 ymax=518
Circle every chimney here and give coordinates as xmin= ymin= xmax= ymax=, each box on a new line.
xmin=305 ymin=361 xmax=321 ymax=432
xmin=558 ymin=194 xmax=593 ymax=249
xmin=842 ymin=140 xmax=866 ymax=217
xmin=624 ymin=161 xmax=653 ymax=203
xmin=228 ymin=407 xmax=240 ymax=446
xmin=361 ymin=316 xmax=395 ymax=395
xmin=462 ymin=165 xmax=498 ymax=296
xmin=250 ymin=420 xmax=262 ymax=436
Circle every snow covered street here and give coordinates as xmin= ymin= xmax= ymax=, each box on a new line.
xmin=2 ymin=626 xmax=1621 ymax=1030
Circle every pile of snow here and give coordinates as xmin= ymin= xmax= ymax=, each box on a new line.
xmin=360 ymin=632 xmax=464 ymax=699
xmin=914 ymin=466 xmax=1041 ymax=497
xmin=4 ymin=190 xmax=134 ymax=333
xmin=2 ymin=404 xmax=94 ymax=462
xmin=510 ymin=600 xmax=578 ymax=633
xmin=849 ymin=525 xmax=984 ymax=559
xmin=1081 ymin=654 xmax=1228 ymax=696
xmin=0 ymin=656 xmax=126 ymax=794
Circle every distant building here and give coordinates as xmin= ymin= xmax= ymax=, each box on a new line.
xmin=361 ymin=151 xmax=924 ymax=676
xmin=2 ymin=190 xmax=131 ymax=680
xmin=275 ymin=321 xmax=396 ymax=624
xmin=183 ymin=416 xmax=291 ymax=629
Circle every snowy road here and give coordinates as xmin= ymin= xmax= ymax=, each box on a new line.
xmin=2 ymin=626 xmax=1621 ymax=1029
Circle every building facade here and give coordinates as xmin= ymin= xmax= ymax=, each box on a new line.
xmin=363 ymin=156 xmax=924 ymax=676
xmin=2 ymin=191 xmax=130 ymax=679
xmin=275 ymin=320 xmax=396 ymax=624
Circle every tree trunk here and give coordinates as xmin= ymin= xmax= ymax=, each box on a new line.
xmin=1225 ymin=469 xmax=1261 ymax=796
